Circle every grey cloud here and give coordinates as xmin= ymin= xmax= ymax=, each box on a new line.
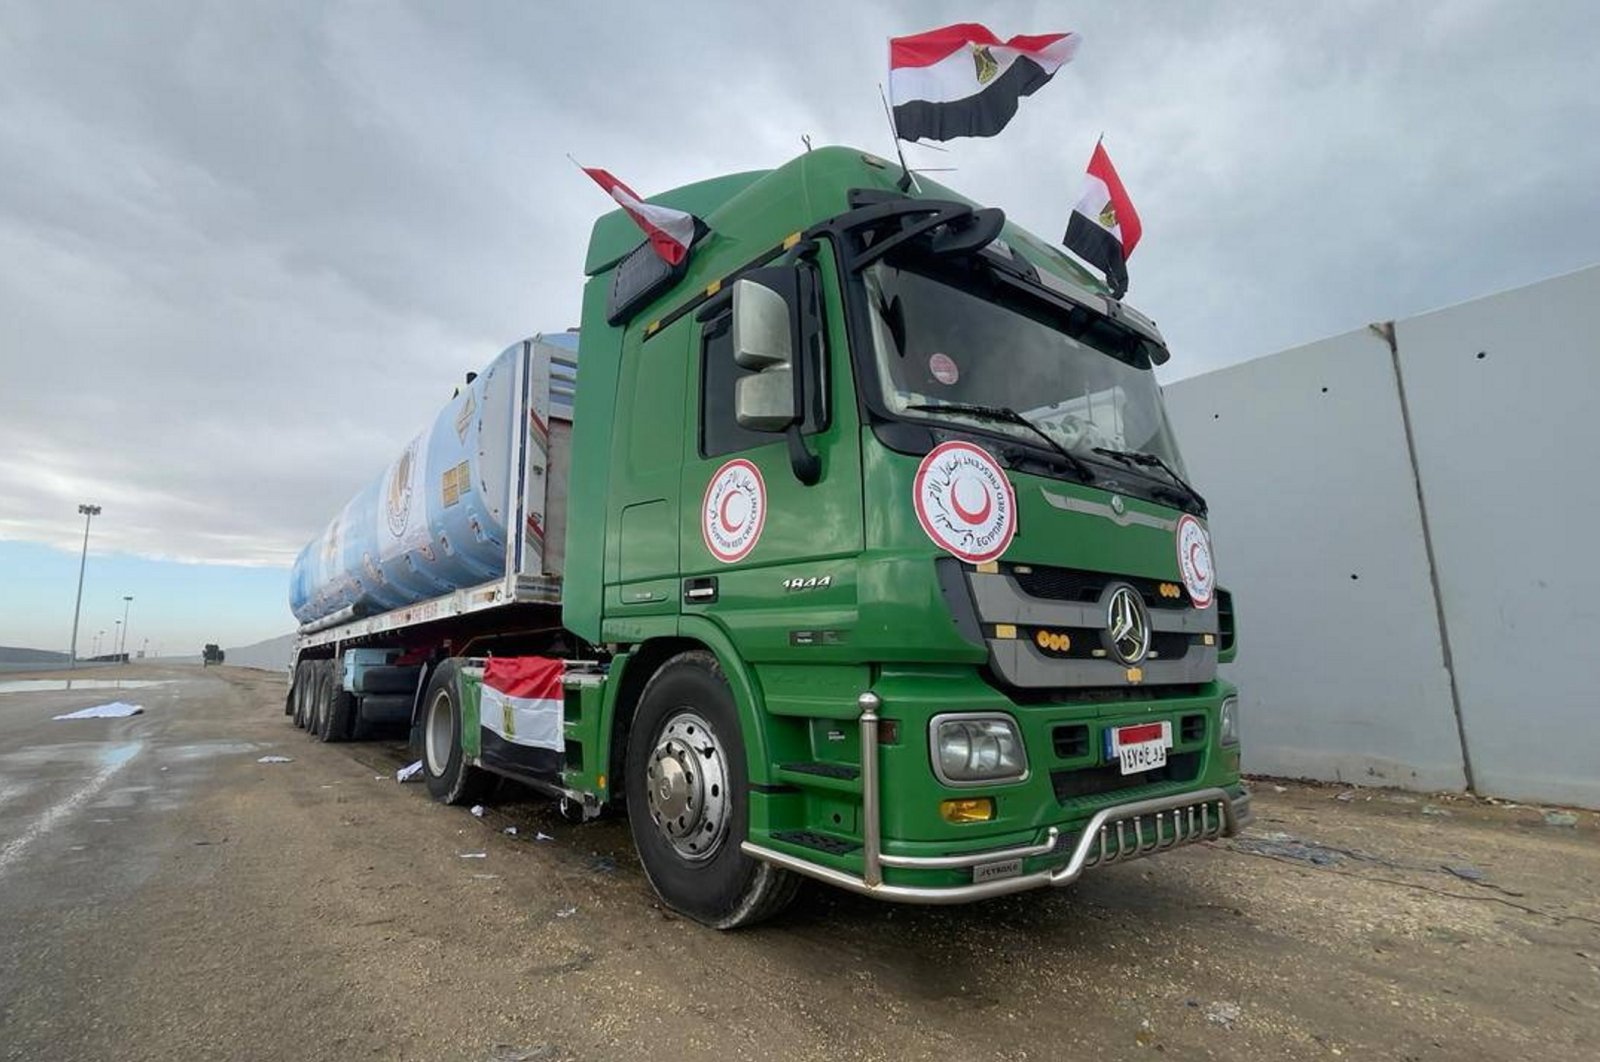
xmin=1 ymin=0 xmax=1596 ymax=566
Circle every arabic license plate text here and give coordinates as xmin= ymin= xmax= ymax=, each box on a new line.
xmin=1118 ymin=739 xmax=1168 ymax=775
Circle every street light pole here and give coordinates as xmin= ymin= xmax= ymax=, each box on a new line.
xmin=118 ymin=595 xmax=133 ymax=661
xmin=67 ymin=503 xmax=101 ymax=670
xmin=113 ymin=620 xmax=121 ymax=662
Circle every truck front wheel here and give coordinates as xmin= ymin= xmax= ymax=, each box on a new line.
xmin=625 ymin=651 xmax=798 ymax=929
xmin=421 ymin=660 xmax=491 ymax=806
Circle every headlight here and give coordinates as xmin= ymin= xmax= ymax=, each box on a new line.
xmin=1219 ymin=696 xmax=1240 ymax=746
xmin=930 ymin=713 xmax=1027 ymax=785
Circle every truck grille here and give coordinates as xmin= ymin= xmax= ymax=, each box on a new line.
xmin=1011 ymin=565 xmax=1190 ymax=610
xmin=1050 ymin=751 xmax=1203 ymax=804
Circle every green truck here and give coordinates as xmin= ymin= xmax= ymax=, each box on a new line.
xmin=286 ymin=146 xmax=1249 ymax=928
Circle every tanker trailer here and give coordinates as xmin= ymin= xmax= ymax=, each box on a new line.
xmin=290 ymin=332 xmax=577 ymax=632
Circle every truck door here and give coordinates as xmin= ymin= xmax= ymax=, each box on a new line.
xmin=678 ymin=249 xmax=863 ymax=660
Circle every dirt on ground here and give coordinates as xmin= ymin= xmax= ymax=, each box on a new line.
xmin=1 ymin=664 xmax=1595 ymax=1061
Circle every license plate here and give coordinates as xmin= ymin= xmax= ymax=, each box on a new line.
xmin=1108 ymin=721 xmax=1173 ymax=776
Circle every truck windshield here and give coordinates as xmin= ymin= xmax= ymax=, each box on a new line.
xmin=861 ymin=261 xmax=1188 ymax=478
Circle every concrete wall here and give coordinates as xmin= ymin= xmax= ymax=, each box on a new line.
xmin=1165 ymin=265 xmax=1600 ymax=808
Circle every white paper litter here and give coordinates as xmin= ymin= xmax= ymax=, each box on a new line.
xmin=470 ymin=805 xmax=486 ymax=817
xmin=555 ymin=906 xmax=577 ymax=918
xmin=503 ymin=826 xmax=518 ymax=836
xmin=535 ymin=831 xmax=554 ymax=842
xmin=257 ymin=755 xmax=294 ymax=764
xmin=459 ymin=851 xmax=487 ymax=859
xmin=396 ymin=760 xmax=424 ymax=783
xmin=53 ymin=702 xmax=144 ymax=720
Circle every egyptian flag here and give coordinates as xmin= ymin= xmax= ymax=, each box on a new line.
xmin=581 ymin=166 xmax=699 ymax=266
xmin=1063 ymin=141 xmax=1142 ymax=299
xmin=479 ymin=656 xmax=564 ymax=777
xmin=889 ymin=24 xmax=1081 ymax=143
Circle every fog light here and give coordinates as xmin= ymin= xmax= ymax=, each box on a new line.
xmin=940 ymin=797 xmax=995 ymax=823
xmin=1219 ymin=696 xmax=1240 ymax=746
xmin=930 ymin=713 xmax=1028 ymax=785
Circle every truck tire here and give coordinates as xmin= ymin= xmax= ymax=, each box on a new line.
xmin=421 ymin=660 xmax=491 ymax=806
xmin=307 ymin=661 xmax=333 ymax=738
xmin=292 ymin=661 xmax=314 ymax=729
xmin=318 ymin=682 xmax=355 ymax=743
xmin=625 ymin=651 xmax=799 ymax=929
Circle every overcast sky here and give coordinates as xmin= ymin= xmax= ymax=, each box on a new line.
xmin=1 ymin=1 xmax=1597 ymax=649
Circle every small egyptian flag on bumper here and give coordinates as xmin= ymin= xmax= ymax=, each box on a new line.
xmin=889 ymin=23 xmax=1081 ymax=143
xmin=1063 ymin=141 xmax=1142 ymax=299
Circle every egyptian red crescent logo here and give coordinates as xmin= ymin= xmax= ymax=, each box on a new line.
xmin=949 ymin=477 xmax=993 ymax=525
xmin=1176 ymin=514 xmax=1215 ymax=608
xmin=913 ymin=441 xmax=1016 ymax=564
xmin=702 ymin=459 xmax=766 ymax=564
xmin=719 ymin=490 xmax=745 ymax=533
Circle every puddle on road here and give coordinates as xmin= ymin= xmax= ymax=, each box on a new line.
xmin=0 ymin=679 xmax=170 ymax=694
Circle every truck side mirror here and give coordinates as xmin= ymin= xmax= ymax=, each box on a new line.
xmin=731 ymin=276 xmax=799 ymax=432
xmin=732 ymin=279 xmax=793 ymax=372
xmin=728 ymin=268 xmax=821 ymax=485
xmin=735 ymin=368 xmax=794 ymax=431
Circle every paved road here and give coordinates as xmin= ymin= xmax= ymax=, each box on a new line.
xmin=1 ymin=664 xmax=1597 ymax=1061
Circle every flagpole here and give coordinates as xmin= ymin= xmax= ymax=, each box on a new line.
xmin=877 ymin=82 xmax=917 ymax=192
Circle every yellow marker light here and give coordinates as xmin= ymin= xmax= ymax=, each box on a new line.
xmin=705 ymin=279 xmax=722 ymax=297
xmin=974 ymin=561 xmax=999 ymax=574
xmin=645 ymin=320 xmax=661 ymax=336
xmin=940 ymin=797 xmax=995 ymax=823
xmin=1034 ymin=629 xmax=1071 ymax=652
xmin=995 ymin=623 xmax=1017 ymax=640
xmin=1126 ymin=667 xmax=1144 ymax=684
xmin=597 ymin=774 xmax=607 ymax=790
xmin=1202 ymin=633 xmax=1216 ymax=646
xmin=782 ymin=232 xmax=802 ymax=249
xmin=1160 ymin=582 xmax=1180 ymax=599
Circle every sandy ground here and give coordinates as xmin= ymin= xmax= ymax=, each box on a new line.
xmin=0 ymin=663 xmax=1596 ymax=1061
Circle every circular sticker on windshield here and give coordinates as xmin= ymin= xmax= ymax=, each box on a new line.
xmin=1175 ymin=514 xmax=1215 ymax=608
xmin=928 ymin=352 xmax=959 ymax=385
xmin=702 ymin=459 xmax=766 ymax=563
xmin=913 ymin=441 xmax=1016 ymax=564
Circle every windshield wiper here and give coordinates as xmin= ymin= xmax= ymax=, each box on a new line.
xmin=905 ymin=402 xmax=1095 ymax=482
xmin=1092 ymin=447 xmax=1207 ymax=513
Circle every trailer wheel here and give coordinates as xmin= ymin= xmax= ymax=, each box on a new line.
xmin=318 ymin=683 xmax=355 ymax=743
xmin=625 ymin=651 xmax=799 ymax=929
xmin=291 ymin=661 xmax=314 ymax=729
xmin=307 ymin=661 xmax=333 ymax=738
xmin=421 ymin=660 xmax=491 ymax=806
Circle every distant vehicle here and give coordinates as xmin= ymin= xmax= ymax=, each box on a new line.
xmin=286 ymin=147 xmax=1248 ymax=928
xmin=202 ymin=644 xmax=225 ymax=667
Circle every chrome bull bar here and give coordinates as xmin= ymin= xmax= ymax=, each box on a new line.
xmin=741 ymin=693 xmax=1252 ymax=905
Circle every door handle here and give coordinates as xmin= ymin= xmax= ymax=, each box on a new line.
xmin=683 ymin=577 xmax=719 ymax=605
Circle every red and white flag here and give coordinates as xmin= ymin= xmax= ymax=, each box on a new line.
xmin=481 ymin=656 xmax=564 ymax=753
xmin=581 ymin=166 xmax=698 ymax=266
xmin=1063 ymin=141 xmax=1142 ymax=299
xmin=889 ymin=23 xmax=1081 ymax=142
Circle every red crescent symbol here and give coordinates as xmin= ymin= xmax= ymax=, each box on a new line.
xmin=719 ymin=489 xmax=745 ymax=533
xmin=950 ymin=478 xmax=992 ymax=525
xmin=1188 ymin=541 xmax=1209 ymax=581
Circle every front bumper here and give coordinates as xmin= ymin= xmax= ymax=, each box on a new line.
xmin=743 ymin=699 xmax=1253 ymax=904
